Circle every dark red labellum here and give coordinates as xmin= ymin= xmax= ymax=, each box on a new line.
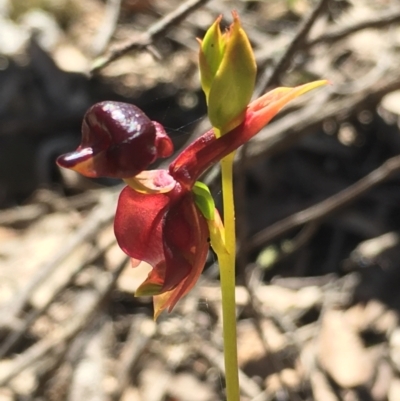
xmin=57 ymin=101 xmax=173 ymax=178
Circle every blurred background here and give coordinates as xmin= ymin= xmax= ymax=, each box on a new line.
xmin=1 ymin=0 xmax=400 ymax=400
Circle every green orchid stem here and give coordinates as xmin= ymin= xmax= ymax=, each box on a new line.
xmin=219 ymin=151 xmax=240 ymax=401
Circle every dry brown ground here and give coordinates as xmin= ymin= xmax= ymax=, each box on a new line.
xmin=1 ymin=1 xmax=400 ymax=400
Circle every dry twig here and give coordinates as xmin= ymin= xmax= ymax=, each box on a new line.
xmin=237 ymin=0 xmax=330 ymax=270
xmin=247 ymin=154 xmax=400 ymax=251
xmin=308 ymin=7 xmax=400 ymax=47
xmin=91 ymin=0 xmax=210 ymax=73
xmin=0 ymin=191 xmax=119 ymax=326
xmin=0 ymin=256 xmax=128 ymax=387
xmin=256 ymin=0 xmax=330 ymax=94
xmin=0 ymin=238 xmax=116 ymax=358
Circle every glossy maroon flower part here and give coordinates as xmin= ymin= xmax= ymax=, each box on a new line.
xmin=57 ymin=101 xmax=173 ymax=178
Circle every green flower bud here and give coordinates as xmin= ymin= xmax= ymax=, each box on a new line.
xmin=199 ymin=12 xmax=256 ymax=136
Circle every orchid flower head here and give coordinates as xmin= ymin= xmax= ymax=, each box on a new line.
xmin=199 ymin=11 xmax=256 ymax=135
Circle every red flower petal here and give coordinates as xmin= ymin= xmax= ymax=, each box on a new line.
xmin=114 ymin=184 xmax=209 ymax=300
xmin=152 ymin=192 xmax=210 ymax=318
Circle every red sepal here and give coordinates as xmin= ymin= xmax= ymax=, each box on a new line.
xmin=114 ymin=183 xmax=209 ymax=308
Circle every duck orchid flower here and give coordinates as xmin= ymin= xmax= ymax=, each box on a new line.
xmin=57 ymin=13 xmax=327 ymax=318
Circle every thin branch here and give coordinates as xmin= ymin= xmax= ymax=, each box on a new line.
xmin=236 ymin=0 xmax=330 ymax=269
xmin=242 ymin=221 xmax=320 ymax=269
xmin=0 ymin=239 xmax=116 ymax=359
xmin=308 ymin=7 xmax=400 ymax=47
xmin=247 ymin=154 xmax=400 ymax=251
xmin=0 ymin=256 xmax=128 ymax=387
xmin=256 ymin=0 xmax=330 ymax=95
xmin=0 ymin=190 xmax=119 ymax=325
xmin=91 ymin=0 xmax=210 ymax=73
xmin=244 ymin=64 xmax=400 ymax=168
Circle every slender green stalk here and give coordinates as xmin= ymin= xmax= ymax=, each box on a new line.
xmin=219 ymin=151 xmax=240 ymax=401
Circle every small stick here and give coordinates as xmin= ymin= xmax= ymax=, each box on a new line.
xmin=308 ymin=8 xmax=400 ymax=47
xmin=247 ymin=154 xmax=400 ymax=251
xmin=0 ymin=256 xmax=128 ymax=387
xmin=256 ymin=0 xmax=330 ymax=94
xmin=91 ymin=0 xmax=210 ymax=73
xmin=244 ymin=65 xmax=400 ymax=168
xmin=0 ymin=191 xmax=118 ymax=325
xmin=237 ymin=0 xmax=330 ymax=268
xmin=0 ymin=239 xmax=116 ymax=359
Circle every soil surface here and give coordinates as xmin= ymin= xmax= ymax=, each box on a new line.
xmin=1 ymin=1 xmax=400 ymax=400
